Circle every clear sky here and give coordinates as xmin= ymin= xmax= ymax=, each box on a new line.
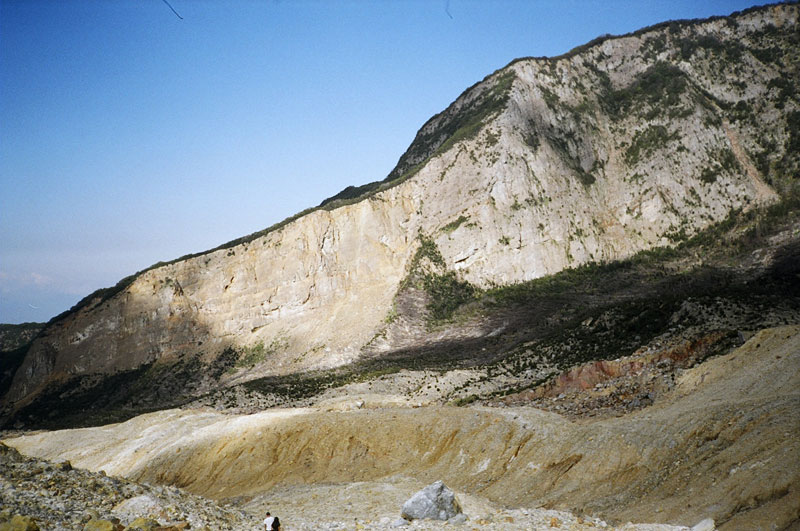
xmin=0 ymin=0 xmax=765 ymax=324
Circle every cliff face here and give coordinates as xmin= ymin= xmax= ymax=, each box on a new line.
xmin=5 ymin=4 xmax=798 ymax=409
xmin=7 ymin=200 xmax=417 ymax=402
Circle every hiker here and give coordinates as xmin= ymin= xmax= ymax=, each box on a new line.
xmin=263 ymin=511 xmax=280 ymax=530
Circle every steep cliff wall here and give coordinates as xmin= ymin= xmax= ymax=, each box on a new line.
xmin=4 ymin=4 xmax=798 ymax=409
xmin=6 ymin=199 xmax=418 ymax=403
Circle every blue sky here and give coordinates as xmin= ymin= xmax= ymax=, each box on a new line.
xmin=0 ymin=0 xmax=764 ymax=324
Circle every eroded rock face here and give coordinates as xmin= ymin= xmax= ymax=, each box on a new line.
xmin=6 ymin=201 xmax=416 ymax=404
xmin=5 ymin=4 xmax=798 ymax=410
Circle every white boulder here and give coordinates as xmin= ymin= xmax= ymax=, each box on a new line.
xmin=400 ymin=480 xmax=462 ymax=521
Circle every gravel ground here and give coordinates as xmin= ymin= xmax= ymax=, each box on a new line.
xmin=0 ymin=442 xmax=259 ymax=530
xmin=1 ymin=439 xmax=700 ymax=531
xmin=1 ymin=441 xmax=698 ymax=531
xmin=244 ymin=476 xmax=694 ymax=530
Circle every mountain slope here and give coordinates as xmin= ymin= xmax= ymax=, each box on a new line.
xmin=2 ymin=3 xmax=799 ymax=426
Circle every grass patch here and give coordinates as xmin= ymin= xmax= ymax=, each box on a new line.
xmin=603 ymin=62 xmax=688 ymax=118
xmin=241 ymin=364 xmax=403 ymax=403
xmin=422 ymin=271 xmax=477 ymax=322
xmin=433 ymin=71 xmax=516 ymax=157
xmin=624 ymin=125 xmax=680 ymax=165
xmin=578 ymin=171 xmax=596 ymax=186
xmin=411 ymin=235 xmax=446 ymax=270
xmin=386 ymin=70 xmax=515 ymax=182
xmin=485 ymin=260 xmax=621 ymax=305
xmin=402 ymin=235 xmax=478 ymax=323
xmin=3 ymin=357 xmax=204 ymax=429
xmin=677 ymin=34 xmax=744 ymax=62
xmin=234 ymin=336 xmax=290 ymax=368
xmin=0 ymin=343 xmax=32 ymax=400
xmin=0 ymin=322 xmax=44 ymax=351
xmin=442 ymin=215 xmax=470 ymax=234
xmin=451 ymin=394 xmax=480 ymax=406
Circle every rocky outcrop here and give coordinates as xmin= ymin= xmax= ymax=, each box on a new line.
xmin=5 ymin=200 xmax=416 ymax=405
xmin=500 ymin=331 xmax=734 ymax=409
xmin=4 ymin=4 xmax=798 ymax=414
xmin=0 ymin=443 xmax=258 ymax=530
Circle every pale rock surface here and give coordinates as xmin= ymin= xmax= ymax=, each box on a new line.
xmin=111 ymin=496 xmax=164 ymax=525
xmin=689 ymin=519 xmax=715 ymax=531
xmin=400 ymin=481 xmax=462 ymax=521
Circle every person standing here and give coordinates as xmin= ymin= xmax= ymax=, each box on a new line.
xmin=263 ymin=511 xmax=275 ymax=531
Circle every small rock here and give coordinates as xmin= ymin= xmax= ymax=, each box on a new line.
xmin=691 ymin=518 xmax=715 ymax=531
xmin=448 ymin=513 xmax=468 ymax=525
xmin=83 ymin=519 xmax=122 ymax=531
xmin=124 ymin=517 xmax=160 ymax=530
xmin=391 ymin=518 xmax=409 ymax=527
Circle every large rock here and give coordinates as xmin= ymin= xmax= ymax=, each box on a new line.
xmin=401 ymin=481 xmax=462 ymax=521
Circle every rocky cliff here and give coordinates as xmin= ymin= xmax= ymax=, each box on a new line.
xmin=3 ymin=4 xmax=799 ymax=420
